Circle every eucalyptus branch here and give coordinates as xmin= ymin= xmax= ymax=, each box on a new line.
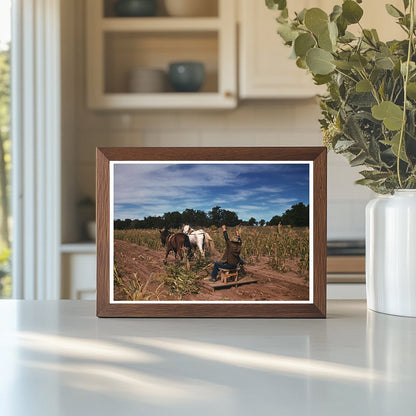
xmin=334 ymin=68 xmax=358 ymax=84
xmin=358 ymin=69 xmax=381 ymax=104
xmin=390 ymin=79 xmax=398 ymax=102
xmin=397 ymin=0 xmax=415 ymax=188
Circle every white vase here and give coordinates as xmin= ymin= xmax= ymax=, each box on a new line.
xmin=366 ymin=190 xmax=416 ymax=317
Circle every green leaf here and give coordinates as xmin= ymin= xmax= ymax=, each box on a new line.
xmin=266 ymin=0 xmax=287 ymax=11
xmin=401 ymin=61 xmax=416 ymax=76
xmin=344 ymin=114 xmax=367 ymax=147
xmin=350 ymin=54 xmax=368 ymax=70
xmin=336 ymin=15 xmax=348 ymax=36
xmin=334 ymin=139 xmax=355 ymax=151
xmin=333 ymin=60 xmax=352 ymax=70
xmin=348 ymin=92 xmax=377 ymax=107
xmin=407 ymin=82 xmax=416 ymax=99
xmin=306 ymin=48 xmax=335 ymax=75
xmin=375 ymin=55 xmax=395 ymax=70
xmin=360 ymin=170 xmax=391 ymax=181
xmin=371 ymin=29 xmax=380 ymax=42
xmin=342 ymin=0 xmax=364 ymax=24
xmin=403 ymin=0 xmax=410 ymax=10
xmin=277 ymin=23 xmax=298 ymax=43
xmin=339 ymin=31 xmax=356 ymax=43
xmin=296 ymin=57 xmax=308 ymax=69
xmin=296 ymin=8 xmax=307 ymax=23
xmin=355 ymin=178 xmax=377 ymax=186
xmin=350 ymin=152 xmax=367 ymax=167
xmin=372 ymin=101 xmax=404 ymax=131
xmin=318 ymin=27 xmax=334 ymax=52
xmin=356 ymin=79 xmax=372 ymax=92
xmin=313 ymin=74 xmax=332 ymax=85
xmin=330 ymin=5 xmax=342 ymax=22
xmin=385 ymin=4 xmax=404 ymax=18
xmin=328 ymin=21 xmax=338 ymax=44
xmin=304 ymin=8 xmax=329 ymax=35
xmin=385 ymin=132 xmax=409 ymax=162
xmin=294 ymin=33 xmax=316 ymax=58
xmin=363 ymin=29 xmax=375 ymax=45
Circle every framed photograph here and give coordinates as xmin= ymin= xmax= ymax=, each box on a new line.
xmin=96 ymin=147 xmax=327 ymax=318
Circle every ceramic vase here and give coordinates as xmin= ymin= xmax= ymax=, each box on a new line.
xmin=366 ymin=190 xmax=416 ymax=317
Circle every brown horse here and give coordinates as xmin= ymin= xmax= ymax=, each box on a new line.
xmin=159 ymin=229 xmax=191 ymax=264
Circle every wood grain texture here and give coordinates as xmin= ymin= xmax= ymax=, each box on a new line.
xmin=96 ymin=148 xmax=110 ymax=317
xmin=96 ymin=147 xmax=327 ymax=318
xmin=327 ymin=256 xmax=365 ymax=274
xmin=313 ymin=148 xmax=327 ymax=318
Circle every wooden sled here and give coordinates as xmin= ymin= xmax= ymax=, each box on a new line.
xmin=206 ymin=267 xmax=257 ymax=290
xmin=219 ymin=267 xmax=240 ymax=283
xmin=206 ymin=276 xmax=258 ymax=290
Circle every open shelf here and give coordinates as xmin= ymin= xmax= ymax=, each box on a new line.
xmin=101 ymin=17 xmax=221 ymax=31
xmin=103 ymin=0 xmax=219 ymax=18
xmin=104 ymin=31 xmax=218 ymax=94
xmin=86 ymin=0 xmax=236 ymax=109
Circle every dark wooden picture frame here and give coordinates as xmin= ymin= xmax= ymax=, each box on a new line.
xmin=97 ymin=147 xmax=327 ymax=318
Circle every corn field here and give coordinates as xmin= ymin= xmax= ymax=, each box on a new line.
xmin=114 ymin=229 xmax=163 ymax=251
xmin=115 ymin=225 xmax=309 ymax=278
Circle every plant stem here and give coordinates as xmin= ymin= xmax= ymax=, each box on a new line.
xmin=397 ymin=0 xmax=415 ymax=188
xmin=334 ymin=68 xmax=358 ymax=84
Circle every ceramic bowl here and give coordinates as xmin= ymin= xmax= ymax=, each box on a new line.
xmin=114 ymin=0 xmax=158 ymax=17
xmin=128 ymin=68 xmax=167 ymax=93
xmin=168 ymin=62 xmax=205 ymax=92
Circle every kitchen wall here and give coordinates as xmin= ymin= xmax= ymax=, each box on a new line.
xmin=61 ymin=0 xmax=374 ymax=243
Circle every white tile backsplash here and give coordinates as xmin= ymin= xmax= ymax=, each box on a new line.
xmin=73 ymin=101 xmax=369 ymax=240
xmin=328 ymin=199 xmax=369 ymax=240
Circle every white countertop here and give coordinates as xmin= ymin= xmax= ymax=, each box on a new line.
xmin=0 ymin=300 xmax=415 ymax=416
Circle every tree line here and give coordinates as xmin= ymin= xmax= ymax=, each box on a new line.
xmin=114 ymin=203 xmax=309 ymax=230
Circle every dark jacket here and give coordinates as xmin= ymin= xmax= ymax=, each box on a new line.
xmin=222 ymin=231 xmax=242 ymax=266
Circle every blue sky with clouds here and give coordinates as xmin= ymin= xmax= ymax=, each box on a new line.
xmin=113 ymin=163 xmax=310 ymax=221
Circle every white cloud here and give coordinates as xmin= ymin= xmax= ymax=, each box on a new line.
xmin=269 ymin=198 xmax=298 ymax=204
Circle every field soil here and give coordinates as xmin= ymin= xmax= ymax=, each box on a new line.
xmin=114 ymin=239 xmax=309 ymax=302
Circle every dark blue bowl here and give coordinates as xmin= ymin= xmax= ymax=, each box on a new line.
xmin=168 ymin=62 xmax=205 ymax=93
xmin=114 ymin=0 xmax=157 ymax=17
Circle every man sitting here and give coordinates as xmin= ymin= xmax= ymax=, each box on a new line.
xmin=210 ymin=225 xmax=243 ymax=282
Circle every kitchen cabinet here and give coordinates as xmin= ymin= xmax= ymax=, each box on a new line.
xmin=238 ymin=0 xmax=404 ymax=99
xmin=239 ymin=0 xmax=325 ymax=99
xmin=61 ymin=245 xmax=96 ymax=300
xmin=86 ymin=0 xmax=237 ymax=109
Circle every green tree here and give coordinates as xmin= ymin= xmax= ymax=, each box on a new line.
xmin=222 ymin=209 xmax=240 ymax=226
xmin=208 ymin=206 xmax=224 ymax=227
xmin=281 ymin=203 xmax=309 ymax=227
xmin=0 ymin=45 xmax=10 ymax=249
xmin=163 ymin=211 xmax=182 ymax=229
xmin=268 ymin=215 xmax=282 ymax=226
xmin=248 ymin=217 xmax=257 ymax=226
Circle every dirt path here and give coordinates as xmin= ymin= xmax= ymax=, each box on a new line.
xmin=114 ymin=239 xmax=309 ymax=301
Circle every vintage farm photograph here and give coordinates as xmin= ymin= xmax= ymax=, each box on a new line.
xmin=111 ymin=162 xmax=312 ymax=303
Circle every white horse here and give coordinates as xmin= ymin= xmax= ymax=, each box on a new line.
xmin=182 ymin=225 xmax=214 ymax=257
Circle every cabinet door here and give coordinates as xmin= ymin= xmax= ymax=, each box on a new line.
xmin=358 ymin=0 xmax=404 ymax=41
xmin=239 ymin=0 xmax=325 ymax=99
xmin=62 ymin=253 xmax=96 ymax=300
xmin=239 ymin=0 xmax=404 ymax=99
